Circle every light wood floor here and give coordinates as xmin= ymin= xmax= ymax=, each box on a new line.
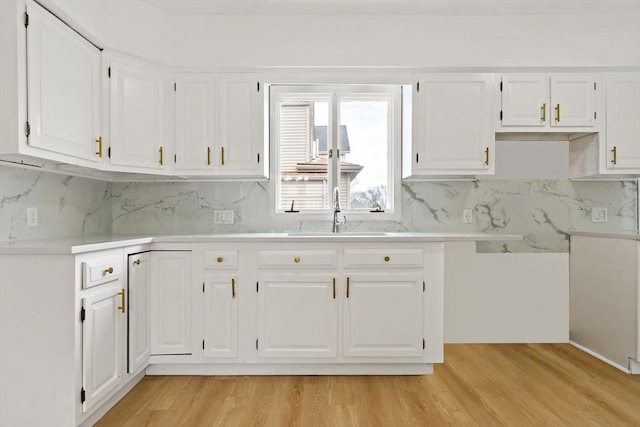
xmin=96 ymin=344 xmax=640 ymax=426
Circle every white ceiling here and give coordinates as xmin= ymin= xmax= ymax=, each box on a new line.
xmin=141 ymin=0 xmax=640 ymax=15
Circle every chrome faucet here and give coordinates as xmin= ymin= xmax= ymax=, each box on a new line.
xmin=332 ymin=186 xmax=346 ymax=233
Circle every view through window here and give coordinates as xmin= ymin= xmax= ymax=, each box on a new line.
xmin=270 ymin=85 xmax=400 ymax=216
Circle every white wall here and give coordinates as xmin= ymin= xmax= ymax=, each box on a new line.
xmin=48 ymin=1 xmax=640 ymax=68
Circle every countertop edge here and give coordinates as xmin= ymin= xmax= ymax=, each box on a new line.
xmin=0 ymin=233 xmax=522 ymax=254
xmin=571 ymin=231 xmax=640 ymax=241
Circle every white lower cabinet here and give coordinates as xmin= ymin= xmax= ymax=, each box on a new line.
xmin=81 ymin=280 xmax=124 ymax=414
xmin=257 ymin=273 xmax=338 ymax=358
xmin=150 ymin=251 xmax=192 ymax=355
xmin=127 ymin=252 xmax=151 ymax=373
xmin=203 ymin=272 xmax=239 ymax=358
xmin=343 ymin=273 xmax=424 ymax=358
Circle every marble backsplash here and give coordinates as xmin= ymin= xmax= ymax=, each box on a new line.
xmin=110 ymin=179 xmax=637 ymax=253
xmin=1 ymin=165 xmax=636 ymax=252
xmin=0 ymin=166 xmax=112 ymax=241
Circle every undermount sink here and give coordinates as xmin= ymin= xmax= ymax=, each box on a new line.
xmin=287 ymin=231 xmax=389 ymax=237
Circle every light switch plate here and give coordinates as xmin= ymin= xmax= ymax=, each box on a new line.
xmin=591 ymin=207 xmax=608 ymax=223
xmin=214 ymin=209 xmax=234 ymax=225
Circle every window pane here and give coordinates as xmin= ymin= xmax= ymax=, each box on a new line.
xmin=339 ymin=100 xmax=389 ymax=210
xmin=278 ymin=100 xmax=329 ymax=211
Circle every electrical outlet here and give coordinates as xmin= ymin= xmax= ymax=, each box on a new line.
xmin=463 ymin=209 xmax=473 ymax=224
xmin=213 ymin=209 xmax=234 ymax=225
xmin=591 ymin=207 xmax=608 ymax=223
xmin=27 ymin=207 xmax=38 ymax=227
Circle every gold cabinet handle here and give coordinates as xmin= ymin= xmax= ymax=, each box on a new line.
xmin=221 ymin=147 xmax=225 ymax=166
xmin=207 ymin=147 xmax=212 ymax=166
xmin=104 ymin=267 xmax=114 ymax=274
xmin=484 ymin=147 xmax=490 ymax=166
xmin=346 ymin=277 xmax=350 ymax=298
xmin=555 ymin=104 xmax=560 ymax=122
xmin=159 ymin=146 xmax=164 ymax=165
xmin=611 ymin=146 xmax=617 ymax=165
xmin=332 ymin=278 xmax=336 ymax=299
xmin=133 ymin=259 xmax=140 ymax=266
xmin=95 ymin=136 xmax=103 ymax=157
xmin=541 ymin=103 xmax=546 ymax=122
xmin=231 ymin=278 xmax=236 ymax=298
xmin=384 ymin=256 xmax=390 ymax=262
xmin=216 ymin=257 xmax=223 ymax=263
xmin=294 ymin=256 xmax=300 ymax=263
xmin=118 ymin=289 xmax=125 ymax=313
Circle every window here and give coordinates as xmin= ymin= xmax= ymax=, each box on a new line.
xmin=270 ymin=85 xmax=402 ymax=219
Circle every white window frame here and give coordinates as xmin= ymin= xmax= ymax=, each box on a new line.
xmin=269 ymin=84 xmax=402 ymax=221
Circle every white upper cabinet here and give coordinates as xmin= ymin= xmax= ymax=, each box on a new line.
xmin=175 ymin=74 xmax=216 ymax=173
xmin=410 ymin=74 xmax=494 ymax=176
xmin=499 ymin=73 xmax=597 ymax=131
xmin=216 ymin=73 xmax=267 ymax=178
xmin=25 ymin=0 xmax=102 ymax=163
xmin=605 ymin=74 xmax=640 ymax=171
xmin=569 ymin=73 xmax=640 ymax=178
xmin=109 ymin=58 xmax=166 ymax=171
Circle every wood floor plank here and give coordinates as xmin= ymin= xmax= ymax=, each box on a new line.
xmin=96 ymin=344 xmax=640 ymax=427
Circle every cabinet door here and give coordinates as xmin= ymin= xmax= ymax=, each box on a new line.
xmin=500 ymin=74 xmax=548 ymax=127
xmin=150 ymin=251 xmax=192 ymax=355
xmin=26 ymin=1 xmax=101 ymax=162
xmin=415 ymin=74 xmax=493 ymax=174
xmin=216 ymin=73 xmax=266 ymax=177
xmin=175 ymin=74 xmax=216 ymax=172
xmin=110 ymin=59 xmax=166 ymax=169
xmin=550 ymin=75 xmax=596 ymax=127
xmin=257 ymin=273 xmax=337 ymax=358
xmin=128 ymin=252 xmax=150 ymax=373
xmin=203 ymin=273 xmax=238 ymax=358
xmin=343 ymin=273 xmax=423 ymax=358
xmin=606 ymin=74 xmax=640 ymax=170
xmin=81 ymin=281 xmax=124 ymax=413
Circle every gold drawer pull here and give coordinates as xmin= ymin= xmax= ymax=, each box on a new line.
xmin=555 ymin=104 xmax=560 ymax=122
xmin=541 ymin=103 xmax=546 ymax=122
xmin=159 ymin=146 xmax=164 ymax=165
xmin=104 ymin=267 xmax=114 ymax=274
xmin=133 ymin=259 xmax=140 ymax=266
xmin=207 ymin=147 xmax=212 ymax=165
xmin=118 ymin=289 xmax=125 ymax=313
xmin=332 ymin=278 xmax=336 ymax=299
xmin=484 ymin=147 xmax=490 ymax=166
xmin=221 ymin=147 xmax=225 ymax=166
xmin=294 ymin=256 xmax=300 ymax=263
xmin=232 ymin=278 xmax=236 ymax=298
xmin=346 ymin=277 xmax=350 ymax=298
xmin=384 ymin=256 xmax=390 ymax=262
xmin=217 ymin=257 xmax=224 ymax=263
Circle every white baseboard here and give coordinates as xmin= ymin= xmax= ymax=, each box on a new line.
xmin=570 ymin=341 xmax=637 ymax=374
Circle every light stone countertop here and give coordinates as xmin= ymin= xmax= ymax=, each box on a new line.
xmin=0 ymin=232 xmax=523 ymax=255
xmin=571 ymin=231 xmax=640 ymax=241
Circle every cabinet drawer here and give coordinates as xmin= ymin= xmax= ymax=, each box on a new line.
xmin=204 ymin=250 xmax=238 ymax=269
xmin=344 ymin=249 xmax=424 ymax=268
xmin=258 ymin=250 xmax=338 ymax=268
xmin=82 ymin=256 xmax=122 ymax=289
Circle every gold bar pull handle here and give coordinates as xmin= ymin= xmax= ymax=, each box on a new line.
xmin=346 ymin=277 xmax=350 ymax=298
xmin=95 ymin=136 xmax=103 ymax=157
xmin=118 ymin=289 xmax=126 ymax=313
xmin=541 ymin=103 xmax=546 ymax=122
xmin=231 ymin=278 xmax=236 ymax=298
xmin=555 ymin=104 xmax=560 ymax=122
xmin=484 ymin=147 xmax=490 ymax=166
xmin=207 ymin=147 xmax=212 ymax=165
xmin=159 ymin=146 xmax=164 ymax=165
xmin=611 ymin=146 xmax=617 ymax=165
xmin=332 ymin=278 xmax=336 ymax=299
xmin=221 ymin=147 xmax=225 ymax=166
